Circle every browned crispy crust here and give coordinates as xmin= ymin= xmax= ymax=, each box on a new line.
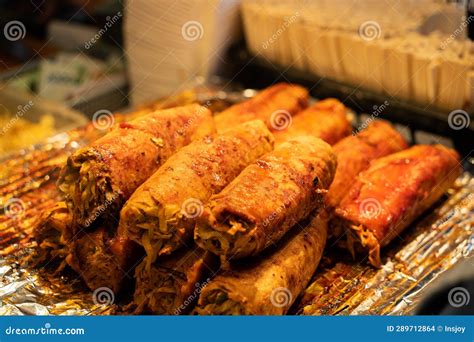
xmin=194 ymin=136 xmax=336 ymax=262
xmin=335 ymin=144 xmax=461 ymax=267
xmin=196 ymin=214 xmax=327 ymax=315
xmin=132 ymin=246 xmax=217 ymax=315
xmin=32 ymin=202 xmax=71 ymax=269
xmin=57 ymin=104 xmax=215 ymax=229
xmin=273 ymin=98 xmax=351 ymax=145
xmin=215 ymin=83 xmax=308 ymax=132
xmin=118 ymin=120 xmax=274 ymax=262
xmin=325 ymin=120 xmax=408 ymax=209
xmin=65 ymin=228 xmax=141 ymax=294
xmin=33 ymin=202 xmax=141 ymax=293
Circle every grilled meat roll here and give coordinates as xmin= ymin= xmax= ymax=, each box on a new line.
xmin=33 ymin=202 xmax=141 ymax=293
xmin=132 ymin=246 xmax=217 ymax=315
xmin=196 ymin=213 xmax=327 ymax=315
xmin=57 ymin=104 xmax=215 ymax=229
xmin=335 ymin=144 xmax=461 ymax=267
xmin=195 ymin=136 xmax=336 ymax=262
xmin=66 ymin=228 xmax=141 ymax=294
xmin=215 ymin=83 xmax=308 ymax=132
xmin=326 ymin=120 xmax=408 ymax=209
xmin=118 ymin=120 xmax=274 ymax=262
xmin=33 ymin=202 xmax=71 ymax=268
xmin=273 ymin=98 xmax=351 ymax=145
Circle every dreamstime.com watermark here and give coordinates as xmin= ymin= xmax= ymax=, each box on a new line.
xmin=1 ymin=100 xmax=34 ymax=135
xmin=440 ymin=15 xmax=474 ymax=49
xmin=2 ymin=197 xmax=26 ymax=218
xmin=92 ymin=287 xmax=115 ymax=306
xmin=181 ymin=198 xmax=204 ymax=219
xmin=359 ymin=198 xmax=382 ymax=219
xmin=92 ymin=109 xmax=115 ymax=130
xmin=270 ymin=287 xmax=293 ymax=308
xmin=5 ymin=323 xmax=85 ymax=336
xmin=174 ymin=278 xmax=211 ymax=314
xmin=448 ymin=287 xmax=470 ymax=308
xmin=85 ymin=12 xmax=122 ymax=49
xmin=448 ymin=109 xmax=470 ymax=130
xmin=263 ymin=192 xmax=298 ymax=228
xmin=358 ymin=20 xmax=382 ymax=41
xmin=353 ymin=100 xmax=389 ymax=135
xmin=182 ymin=20 xmax=204 ymax=41
xmin=438 ymin=193 xmax=473 ymax=226
xmin=269 ymin=109 xmax=292 ymax=131
xmin=262 ymin=12 xmax=300 ymax=49
xmin=3 ymin=20 xmax=26 ymax=41
xmin=83 ymin=191 xmax=119 ymax=227
xmin=174 ymin=100 xmax=212 ymax=138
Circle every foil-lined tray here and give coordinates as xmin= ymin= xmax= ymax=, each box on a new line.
xmin=0 ymin=91 xmax=473 ymax=316
xmin=297 ymin=172 xmax=473 ymax=315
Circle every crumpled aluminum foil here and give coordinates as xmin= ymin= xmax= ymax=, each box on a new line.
xmin=298 ymin=172 xmax=473 ymax=315
xmin=0 ymin=131 xmax=114 ymax=316
xmin=0 ymin=254 xmax=112 ymax=316
xmin=0 ymin=85 xmax=244 ymax=316
xmin=0 ymin=89 xmax=472 ymax=315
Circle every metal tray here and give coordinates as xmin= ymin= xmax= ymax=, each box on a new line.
xmin=0 ymin=86 xmax=472 ymax=315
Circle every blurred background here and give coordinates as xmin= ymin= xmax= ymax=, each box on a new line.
xmin=0 ymin=0 xmax=473 ymax=153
